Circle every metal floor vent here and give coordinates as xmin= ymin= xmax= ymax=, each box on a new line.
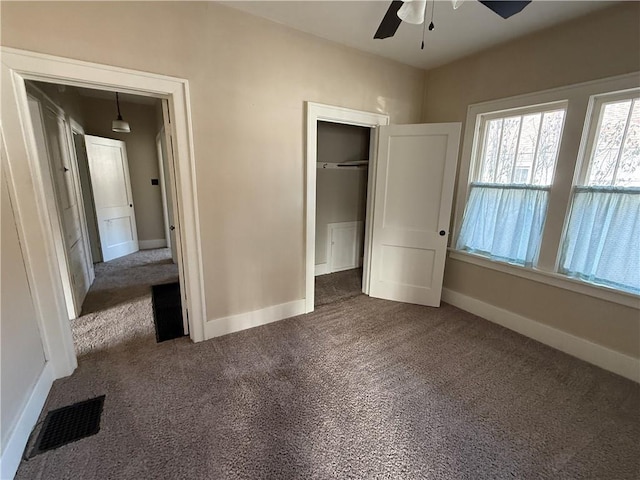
xmin=30 ymin=395 xmax=105 ymax=457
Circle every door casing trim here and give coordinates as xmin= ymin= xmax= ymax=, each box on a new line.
xmin=305 ymin=102 xmax=389 ymax=313
xmin=1 ymin=47 xmax=206 ymax=380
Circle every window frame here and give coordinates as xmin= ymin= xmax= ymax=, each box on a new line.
xmin=451 ymin=72 xmax=640 ymax=308
xmin=555 ymin=87 xmax=640 ymax=294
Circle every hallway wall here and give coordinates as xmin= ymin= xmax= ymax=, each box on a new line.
xmin=0 ymin=172 xmax=46 ymax=456
xmin=81 ymin=96 xmax=166 ymax=247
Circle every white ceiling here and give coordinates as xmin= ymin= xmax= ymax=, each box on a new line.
xmin=222 ymin=1 xmax=615 ymax=69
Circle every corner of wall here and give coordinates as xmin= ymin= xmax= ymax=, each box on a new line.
xmin=0 ymin=363 xmax=55 ymax=480
xmin=442 ymin=288 xmax=640 ymax=383
xmin=420 ymin=69 xmax=430 ymax=123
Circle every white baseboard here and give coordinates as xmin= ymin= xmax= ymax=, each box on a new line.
xmin=0 ymin=362 xmax=54 ymax=480
xmin=204 ymin=299 xmax=306 ymax=339
xmin=442 ymin=288 xmax=640 ymax=383
xmin=315 ymin=263 xmax=329 ymax=276
xmin=139 ymin=239 xmax=167 ymax=250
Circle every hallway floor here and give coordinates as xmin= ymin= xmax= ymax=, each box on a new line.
xmin=71 ymin=248 xmax=178 ymax=356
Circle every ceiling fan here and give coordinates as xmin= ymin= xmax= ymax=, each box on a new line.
xmin=374 ymin=0 xmax=532 ymax=40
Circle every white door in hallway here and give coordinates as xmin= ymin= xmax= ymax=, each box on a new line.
xmin=368 ymin=123 xmax=461 ymax=307
xmin=84 ymin=135 xmax=139 ymax=262
xmin=27 ymin=87 xmax=93 ymax=318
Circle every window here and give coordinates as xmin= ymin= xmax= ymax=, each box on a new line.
xmin=456 ymin=104 xmax=567 ymax=266
xmin=453 ymin=75 xmax=639 ymax=304
xmin=559 ymin=91 xmax=640 ymax=294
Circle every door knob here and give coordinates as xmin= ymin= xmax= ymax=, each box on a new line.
xmin=170 ymin=225 xmax=175 ymax=231
xmin=129 ymin=204 xmax=133 ymax=207
xmin=439 ymin=230 xmax=446 ymax=236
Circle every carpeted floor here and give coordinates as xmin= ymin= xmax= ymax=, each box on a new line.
xmin=70 ymin=248 xmax=178 ymax=356
xmin=17 ymin=267 xmax=640 ymax=479
xmin=315 ymin=268 xmax=363 ymax=307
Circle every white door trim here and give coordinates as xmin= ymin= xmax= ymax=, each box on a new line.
xmin=1 ymin=47 xmax=206 ymax=380
xmin=305 ymin=102 xmax=389 ymax=313
xmin=68 ymin=118 xmax=96 ymax=285
xmin=156 ymin=128 xmax=171 ymax=251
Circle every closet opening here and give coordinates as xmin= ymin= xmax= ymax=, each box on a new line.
xmin=314 ymin=121 xmax=371 ymax=307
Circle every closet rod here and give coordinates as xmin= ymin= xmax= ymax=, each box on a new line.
xmin=317 ymin=161 xmax=368 ymax=170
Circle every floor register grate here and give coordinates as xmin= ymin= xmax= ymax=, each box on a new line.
xmin=29 ymin=395 xmax=105 ymax=457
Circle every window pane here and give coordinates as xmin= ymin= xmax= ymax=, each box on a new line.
xmin=456 ymin=185 xmax=549 ymax=266
xmin=616 ymin=99 xmax=640 ymax=187
xmin=480 ymin=119 xmax=501 ymax=183
xmin=560 ymin=189 xmax=640 ymax=294
xmin=514 ymin=113 xmax=541 ymax=184
xmin=477 ymin=108 xmax=565 ymax=187
xmin=495 ymin=116 xmax=521 ymax=183
xmin=587 ymin=100 xmax=632 ymax=186
xmin=532 ymin=110 xmax=565 ymax=186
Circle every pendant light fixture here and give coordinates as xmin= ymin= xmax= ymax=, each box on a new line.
xmin=112 ymin=92 xmax=131 ymax=133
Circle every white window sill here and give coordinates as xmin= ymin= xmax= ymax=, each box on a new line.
xmin=448 ymin=249 xmax=640 ymax=309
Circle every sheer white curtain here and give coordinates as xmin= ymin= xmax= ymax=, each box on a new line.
xmin=560 ymin=188 xmax=640 ymax=294
xmin=456 ymin=184 xmax=549 ymax=266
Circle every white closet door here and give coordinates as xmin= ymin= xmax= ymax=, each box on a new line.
xmin=368 ymin=123 xmax=460 ymax=307
xmin=84 ymin=135 xmax=139 ymax=262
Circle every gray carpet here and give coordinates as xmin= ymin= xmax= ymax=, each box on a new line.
xmin=315 ymin=268 xmax=363 ymax=307
xmin=17 ymin=268 xmax=640 ymax=479
xmin=71 ymin=248 xmax=178 ymax=356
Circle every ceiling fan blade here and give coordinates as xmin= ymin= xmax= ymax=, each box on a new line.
xmin=374 ymin=0 xmax=404 ymax=39
xmin=478 ymin=0 xmax=531 ymax=19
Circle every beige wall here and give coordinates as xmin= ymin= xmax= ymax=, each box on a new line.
xmin=1 ymin=171 xmax=46 ymax=453
xmin=0 ymin=1 xmax=425 ymax=319
xmin=422 ymin=3 xmax=640 ymax=358
xmin=316 ymin=122 xmax=369 ymax=265
xmin=4 ymin=2 xmax=635 ymax=360
xmin=81 ymin=96 xmax=166 ymax=244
